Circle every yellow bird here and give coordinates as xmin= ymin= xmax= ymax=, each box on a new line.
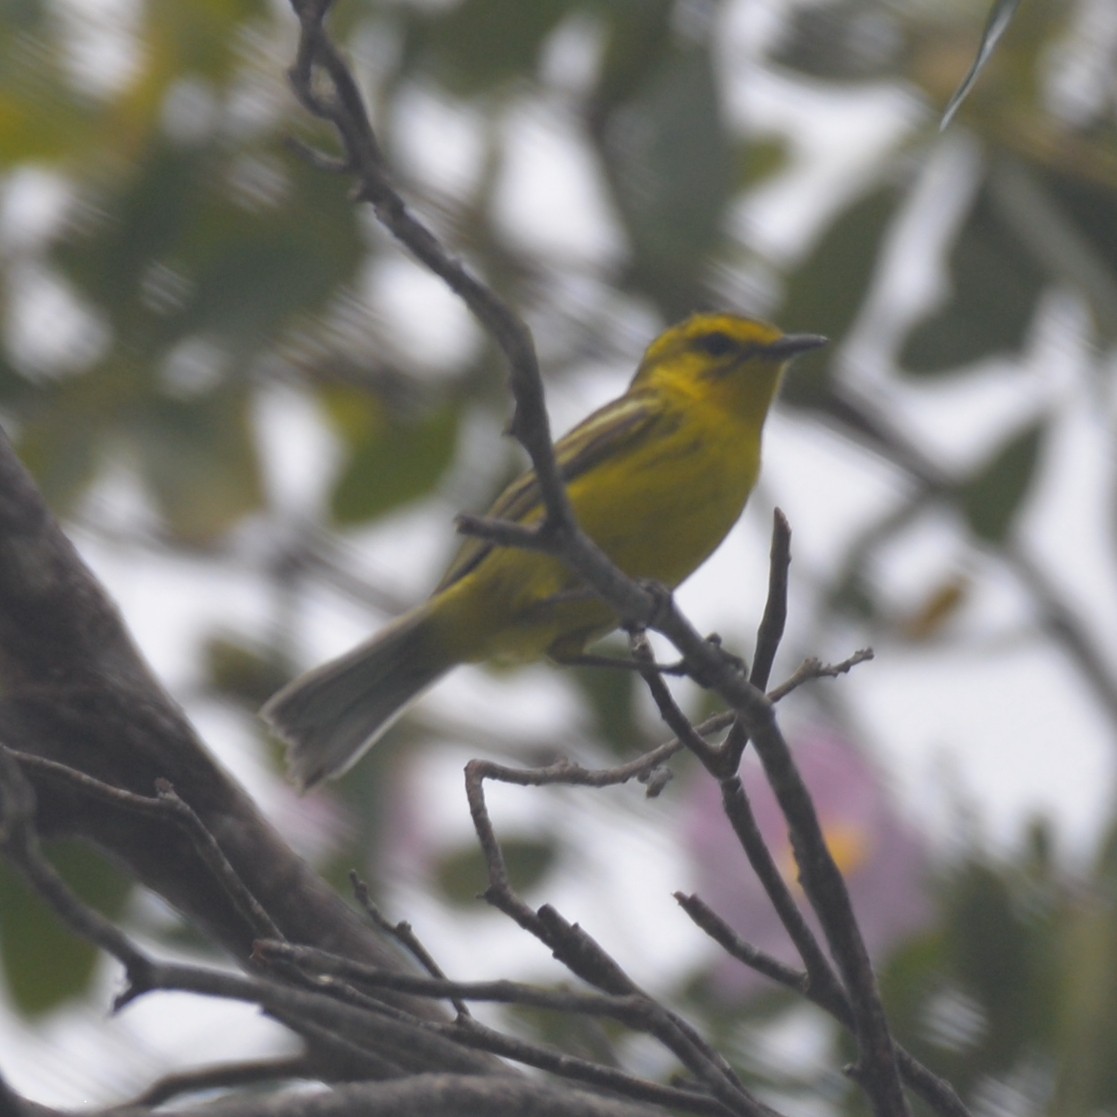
xmin=263 ymin=313 xmax=826 ymax=788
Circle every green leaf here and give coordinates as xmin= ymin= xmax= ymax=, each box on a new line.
xmin=132 ymin=388 xmax=265 ymax=542
xmin=738 ymin=134 xmax=792 ymax=192
xmin=771 ymin=0 xmax=906 ymax=83
xmin=780 ymin=183 xmax=899 ymax=407
xmin=15 ymin=408 xmax=101 ymax=515
xmin=331 ymin=404 xmax=460 ymax=525
xmin=143 ymin=0 xmax=271 ymax=82
xmin=0 ymin=0 xmax=105 ymax=162
xmin=53 ymin=142 xmax=207 ymax=315
xmin=944 ymin=856 xmax=1059 ymax=1068
xmin=421 ymin=0 xmax=573 ymax=93
xmin=435 ymin=837 xmax=556 ymax=905
xmin=55 ymin=140 xmax=363 ymax=358
xmin=569 ymin=653 xmax=641 ymax=757
xmin=593 ymin=1 xmax=673 ymax=110
xmin=900 ymin=183 xmax=1045 ymax=374
xmin=494 ymin=836 xmax=557 ymax=895
xmin=1035 ymin=168 xmax=1117 ymax=344
xmin=179 ymin=157 xmax=364 ymax=356
xmin=0 ymin=840 xmax=132 ymax=1016
xmin=960 ymin=418 xmax=1044 ymax=543
xmin=204 ymin=632 xmax=288 ymax=705
xmin=601 ymin=42 xmax=733 ymax=312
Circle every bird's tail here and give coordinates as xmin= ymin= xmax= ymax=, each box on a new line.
xmin=262 ymin=601 xmax=453 ymax=790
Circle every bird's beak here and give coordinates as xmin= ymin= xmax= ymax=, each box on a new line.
xmin=765 ymin=333 xmax=829 ymax=360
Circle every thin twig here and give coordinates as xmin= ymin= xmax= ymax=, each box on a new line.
xmin=154 ymin=779 xmax=285 ymax=943
xmin=750 ymin=509 xmax=793 ymax=692
xmin=766 ymin=649 xmax=875 ymax=704
xmin=123 ymin=1055 xmax=318 ymax=1107
xmin=253 ymin=939 xmax=743 ymax=1116
xmin=0 ymin=747 xmax=153 ymax=986
xmin=448 ymin=1017 xmax=737 ymax=1117
xmin=674 ymin=894 xmax=971 ymax=1117
xmin=619 ymin=516 xmax=907 ymax=1115
xmin=717 ymin=776 xmax=850 ymax=1007
xmin=12 ymin=755 xmax=284 ymax=943
xmin=349 ymin=872 xmax=472 ymax=1018
xmin=628 ymin=631 xmax=723 ymax=769
xmin=721 ymin=510 xmax=793 ymax=771
xmin=674 ymin=893 xmax=813 ymax=999
xmin=464 ymin=761 xmax=770 ymax=1117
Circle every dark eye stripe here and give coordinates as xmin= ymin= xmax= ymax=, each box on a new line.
xmin=694 ymin=331 xmax=738 ymax=358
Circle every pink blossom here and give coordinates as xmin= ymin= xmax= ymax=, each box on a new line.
xmin=684 ymin=728 xmax=932 ymax=993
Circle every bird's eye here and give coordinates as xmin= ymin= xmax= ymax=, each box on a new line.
xmin=694 ymin=331 xmax=738 ymax=358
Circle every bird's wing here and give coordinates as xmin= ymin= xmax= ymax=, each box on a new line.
xmin=435 ymin=389 xmax=671 ymax=591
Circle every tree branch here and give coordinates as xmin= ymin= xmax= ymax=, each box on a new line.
xmin=0 ymin=422 xmax=498 ymax=1076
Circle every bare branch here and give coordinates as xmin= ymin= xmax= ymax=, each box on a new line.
xmin=0 ymin=747 xmax=500 ymax=1081
xmin=123 ymin=1057 xmax=318 ymax=1108
xmin=673 ymin=892 xmax=812 ymax=998
xmin=766 ymin=649 xmax=876 ymax=705
xmin=750 ymin=508 xmax=793 ymax=692
xmin=673 ymin=893 xmax=972 ymax=1117
xmin=464 ymin=760 xmax=773 ymax=1117
xmin=349 ymin=873 xmax=472 ymax=1019
xmin=156 ymin=1074 xmax=698 ymax=1117
xmin=249 ymin=942 xmax=740 ymax=1115
xmin=0 ymin=427 xmax=481 ymax=1057
xmin=0 ymin=747 xmax=153 ymax=984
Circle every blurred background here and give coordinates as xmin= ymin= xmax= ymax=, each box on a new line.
xmin=1 ymin=0 xmax=1116 ymax=1112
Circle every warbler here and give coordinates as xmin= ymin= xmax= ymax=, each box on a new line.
xmin=263 ymin=313 xmax=826 ymax=788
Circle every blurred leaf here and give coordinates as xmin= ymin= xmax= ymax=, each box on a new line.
xmin=143 ymin=0 xmax=270 ymax=81
xmin=57 ymin=144 xmax=363 ymax=359
xmin=204 ymin=632 xmax=288 ymax=704
xmin=0 ymin=840 xmax=132 ymax=1016
xmin=54 ymin=144 xmax=201 ymax=314
xmin=900 ymin=183 xmax=1045 ymax=373
xmin=418 ymin=0 xmax=572 ymax=93
xmin=1041 ymin=171 xmax=1117 ymax=281
xmin=500 ymin=837 xmax=557 ymax=895
xmin=1034 ymin=168 xmax=1117 ymax=343
xmin=15 ymin=407 xmax=101 ymax=515
xmin=178 ymin=157 xmax=364 ymax=356
xmin=435 ymin=837 xmax=556 ymax=905
xmin=29 ymin=137 xmax=363 ymax=520
xmin=1053 ymin=821 xmax=1117 ymax=1110
xmin=569 ymin=654 xmax=640 ymax=756
xmin=597 ymin=41 xmax=733 ymax=313
xmin=738 ymin=134 xmax=792 ymax=191
xmin=184 ymin=224 xmax=343 ymax=356
xmin=959 ymin=417 xmax=1044 ymax=543
xmin=1023 ymin=815 xmax=1055 ymax=871
xmin=899 ymin=573 xmax=970 ymax=641
xmin=1055 ymin=890 xmax=1117 ymax=1110
xmin=941 ymin=0 xmax=1022 ymax=129
xmin=773 ymin=1 xmax=907 ymax=83
xmin=0 ymin=24 xmax=96 ymax=162
xmin=132 ymin=388 xmax=264 ymax=542
xmin=876 ymin=928 xmax=948 ymax=1042
xmin=0 ymin=0 xmax=267 ymax=164
xmin=331 ymin=404 xmax=460 ymax=525
xmin=945 ymin=857 xmax=1058 ymax=1069
xmin=781 ymin=183 xmax=900 ymax=406
xmin=594 ymin=1 xmax=673 ymax=109
xmin=1 ymin=0 xmax=47 ymax=32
